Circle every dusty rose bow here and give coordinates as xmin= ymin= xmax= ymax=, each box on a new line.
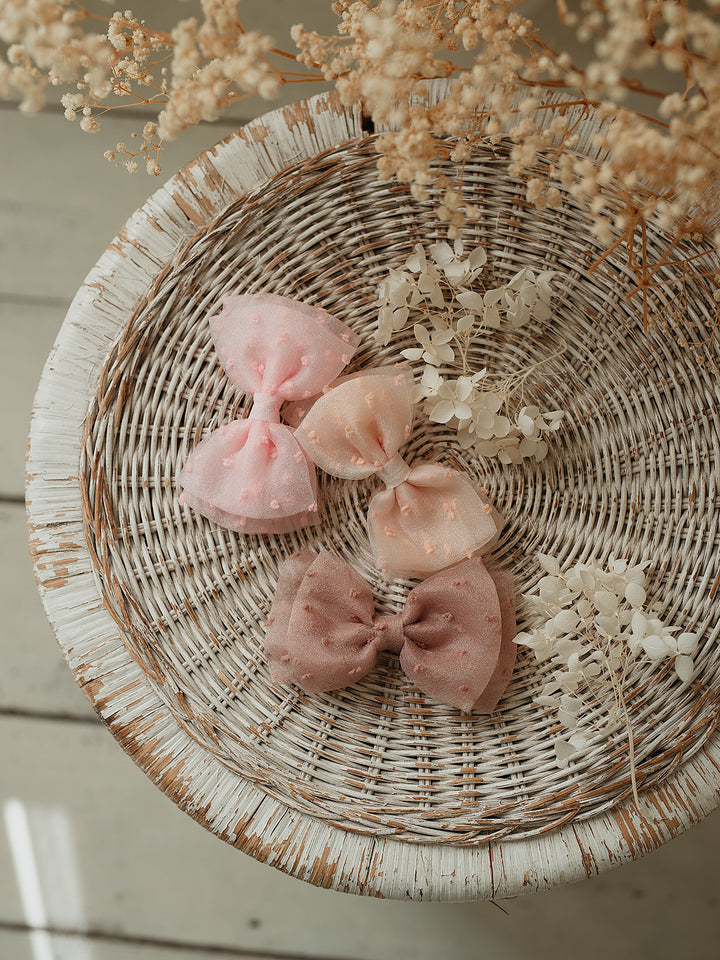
xmin=265 ymin=550 xmax=517 ymax=713
xmin=294 ymin=365 xmax=503 ymax=576
xmin=179 ymin=293 xmax=359 ymax=534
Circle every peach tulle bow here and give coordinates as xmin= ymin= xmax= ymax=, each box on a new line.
xmin=295 ymin=366 xmax=503 ymax=576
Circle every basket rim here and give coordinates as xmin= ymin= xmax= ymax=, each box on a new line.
xmin=26 ymin=82 xmax=720 ymax=901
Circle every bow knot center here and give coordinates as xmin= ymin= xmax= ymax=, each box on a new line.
xmin=374 ymin=612 xmax=405 ymax=653
xmin=377 ymin=453 xmax=411 ymax=489
xmin=249 ymin=392 xmax=283 ymax=422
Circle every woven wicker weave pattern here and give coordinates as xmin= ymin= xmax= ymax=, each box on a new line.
xmin=79 ymin=135 xmax=720 ymax=845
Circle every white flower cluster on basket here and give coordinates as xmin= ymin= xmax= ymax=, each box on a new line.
xmin=517 ymin=555 xmax=700 ymax=770
xmin=375 ymin=240 xmax=565 ymax=463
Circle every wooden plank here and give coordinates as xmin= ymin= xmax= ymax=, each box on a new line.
xmin=0 ymin=111 xmax=235 ymax=301
xmin=0 ymin=299 xmax=66 ymax=498
xmin=0 ymin=928 xmax=294 ymax=960
xmin=0 ymin=503 xmax=95 ymax=718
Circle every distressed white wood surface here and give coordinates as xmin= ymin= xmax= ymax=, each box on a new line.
xmin=0 ymin=301 xmax=67 ymax=498
xmin=25 ymin=87 xmax=720 ymax=902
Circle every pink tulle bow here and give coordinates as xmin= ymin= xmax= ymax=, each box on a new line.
xmin=294 ymin=366 xmax=503 ymax=575
xmin=179 ymin=294 xmax=360 ymax=534
xmin=265 ymin=550 xmax=517 ymax=713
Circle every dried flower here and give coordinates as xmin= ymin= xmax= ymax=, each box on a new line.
xmin=378 ymin=238 xmax=567 ymax=463
xmin=517 ymin=555 xmax=699 ymax=798
xmin=1 ymin=1 xmax=718 ymax=352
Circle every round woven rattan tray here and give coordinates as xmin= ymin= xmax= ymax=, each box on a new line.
xmin=28 ymin=86 xmax=720 ymax=899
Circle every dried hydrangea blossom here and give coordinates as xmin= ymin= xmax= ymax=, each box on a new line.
xmin=517 ymin=555 xmax=699 ymax=797
xmin=376 ymin=238 xmax=566 ymax=462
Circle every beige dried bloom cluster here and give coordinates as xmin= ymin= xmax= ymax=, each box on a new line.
xmin=0 ymin=0 xmax=310 ymax=174
xmin=2 ymin=1 xmax=719 ymax=333
xmin=294 ymin=1 xmax=720 ymax=330
xmin=294 ymin=1 xmax=456 ymax=191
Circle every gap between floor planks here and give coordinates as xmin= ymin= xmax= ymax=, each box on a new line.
xmin=0 ymin=919 xmax=366 ymax=960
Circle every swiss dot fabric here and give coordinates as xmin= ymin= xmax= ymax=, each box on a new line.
xmin=179 ymin=293 xmax=359 ymax=534
xmin=265 ymin=549 xmax=517 ymax=713
xmin=294 ymin=365 xmax=503 ymax=575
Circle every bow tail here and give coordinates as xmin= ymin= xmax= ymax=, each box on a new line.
xmin=368 ymin=464 xmax=503 ymax=577
xmin=472 ymin=569 xmax=517 ymax=713
xmin=179 ymin=419 xmax=320 ymax=534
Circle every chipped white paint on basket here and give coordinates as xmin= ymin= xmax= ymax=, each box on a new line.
xmin=26 ymin=85 xmax=720 ymax=900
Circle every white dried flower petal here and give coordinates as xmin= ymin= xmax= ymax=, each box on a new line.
xmin=576 ymin=598 xmax=592 ymax=618
xmin=533 ymin=439 xmax=549 ymax=461
xmin=428 ymin=399 xmax=456 ymax=424
xmin=493 ymin=415 xmax=511 ymax=438
xmin=401 ymin=347 xmax=424 ymax=361
xmin=626 ymin=564 xmax=648 ymax=584
xmin=456 ymin=290 xmax=485 ymax=311
xmin=641 ymin=634 xmax=670 ymax=659
xmin=674 ymin=655 xmax=694 ymax=683
xmin=537 ymin=553 xmax=561 ymax=576
xmin=418 ymin=367 xmax=444 ymax=396
xmin=624 ymin=581 xmax=646 ymax=607
xmin=518 ymin=411 xmax=536 ymax=436
xmin=429 ymin=241 xmax=454 ymax=266
xmin=553 ymin=609 xmax=580 ymax=633
xmin=555 ymin=739 xmax=577 ymax=766
xmin=677 ymin=632 xmax=699 ymax=655
xmin=537 ymin=575 xmax=561 ymax=603
xmin=468 ymin=246 xmax=488 ymax=270
xmin=456 ymin=313 xmax=475 ymax=332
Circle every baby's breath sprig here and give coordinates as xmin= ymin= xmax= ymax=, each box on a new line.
xmin=376 ymin=239 xmax=566 ymax=463
xmin=0 ymin=1 xmax=321 ymax=175
xmin=517 ymin=555 xmax=699 ymax=805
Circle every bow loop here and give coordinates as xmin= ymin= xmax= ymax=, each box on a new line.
xmin=179 ymin=295 xmax=359 ymax=534
xmin=295 ymin=365 xmax=504 ymax=575
xmin=265 ymin=550 xmax=517 ymax=713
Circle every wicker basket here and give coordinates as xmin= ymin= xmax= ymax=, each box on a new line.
xmin=27 ymin=85 xmax=720 ymax=900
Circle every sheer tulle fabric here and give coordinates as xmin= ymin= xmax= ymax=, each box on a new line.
xmin=294 ymin=366 xmax=503 ymax=575
xmin=179 ymin=294 xmax=359 ymax=533
xmin=265 ymin=549 xmax=517 ymax=713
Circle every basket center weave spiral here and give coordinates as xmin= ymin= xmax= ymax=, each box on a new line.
xmin=81 ymin=137 xmax=720 ymax=843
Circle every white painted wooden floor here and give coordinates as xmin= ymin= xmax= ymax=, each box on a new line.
xmin=2 ymin=4 xmax=720 ymax=957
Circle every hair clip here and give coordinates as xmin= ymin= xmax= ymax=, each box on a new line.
xmin=179 ymin=294 xmax=359 ymax=534
xmin=294 ymin=365 xmax=503 ymax=576
xmin=265 ymin=550 xmax=516 ymax=713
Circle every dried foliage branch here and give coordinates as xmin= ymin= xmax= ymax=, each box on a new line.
xmin=1 ymin=1 xmax=719 ymax=340
xmin=0 ymin=0 xmax=319 ymax=173
xmin=292 ymin=0 xmax=720 ymax=340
